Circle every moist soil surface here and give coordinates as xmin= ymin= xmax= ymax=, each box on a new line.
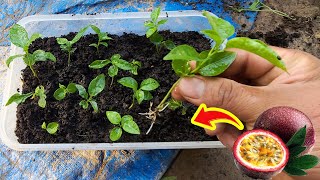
xmin=16 ymin=31 xmax=216 ymax=143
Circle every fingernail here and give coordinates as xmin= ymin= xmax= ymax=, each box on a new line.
xmin=179 ymin=78 xmax=205 ymax=99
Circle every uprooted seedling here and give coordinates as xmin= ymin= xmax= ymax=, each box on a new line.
xmin=106 ymin=111 xmax=140 ymax=141
xmin=75 ymin=74 xmax=105 ymax=113
xmin=144 ymin=7 xmax=176 ymax=53
xmin=141 ymin=10 xmax=287 ymax=134
xmin=117 ymin=77 xmax=159 ymax=109
xmin=89 ymin=25 xmax=112 ymax=53
xmin=53 ymin=83 xmax=77 ymax=100
xmin=41 ymin=121 xmax=59 ymax=135
xmin=6 ymin=85 xmax=47 ymax=108
xmin=57 ymin=25 xmax=89 ymax=65
xmin=6 ymin=24 xmax=56 ymax=77
xmin=89 ymin=54 xmax=141 ymax=85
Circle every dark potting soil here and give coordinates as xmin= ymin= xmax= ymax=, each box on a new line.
xmin=16 ymin=31 xmax=217 ymax=143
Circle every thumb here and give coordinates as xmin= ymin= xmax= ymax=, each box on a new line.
xmin=172 ymin=76 xmax=266 ymax=126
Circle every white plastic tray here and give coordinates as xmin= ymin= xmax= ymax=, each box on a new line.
xmin=0 ymin=11 xmax=224 ymax=151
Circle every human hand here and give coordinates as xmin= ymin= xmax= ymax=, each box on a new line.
xmin=171 ymin=47 xmax=320 ymax=179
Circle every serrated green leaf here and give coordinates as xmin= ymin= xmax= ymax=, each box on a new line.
xmin=163 ymin=45 xmax=202 ymax=61
xmin=6 ymin=54 xmax=24 ymax=67
xmin=6 ymin=92 xmax=33 ymax=106
xmin=284 ymin=166 xmax=307 ymax=176
xmin=79 ymin=100 xmax=89 ymax=109
xmin=89 ymin=59 xmax=111 ymax=69
xmin=151 ymin=7 xmax=161 ymax=23
xmin=53 ymin=88 xmax=66 ymax=101
xmin=110 ymin=127 xmax=122 ymax=141
xmin=46 ymin=122 xmax=59 ymax=134
xmin=289 ymin=146 xmax=307 ymax=158
xmin=121 ymin=115 xmax=140 ymax=135
xmin=71 ymin=26 xmax=89 ymax=44
xmin=89 ymin=100 xmax=98 ymax=113
xmin=9 ymin=24 xmax=29 ymax=48
xmin=88 ymin=74 xmax=105 ymax=97
xmin=172 ymin=60 xmax=191 ymax=77
xmin=140 ymin=78 xmax=160 ymax=91
xmin=143 ymin=91 xmax=153 ymax=101
xmin=118 ymin=77 xmax=138 ymax=91
xmin=226 ymin=37 xmax=287 ymax=71
xmin=75 ymin=84 xmax=88 ymax=99
xmin=106 ymin=111 xmax=121 ymax=125
xmin=287 ymin=155 xmax=319 ymax=170
xmin=198 ymin=51 xmax=236 ymax=76
xmin=66 ymin=83 xmax=77 ymax=93
xmin=108 ymin=65 xmax=118 ymax=77
xmin=286 ymin=126 xmax=307 ymax=148
xmin=134 ymin=89 xmax=144 ymax=104
xmin=41 ymin=122 xmax=46 ymax=129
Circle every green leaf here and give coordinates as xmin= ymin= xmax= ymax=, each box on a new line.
xmin=28 ymin=33 xmax=42 ymax=45
xmin=41 ymin=122 xmax=46 ymax=129
xmin=38 ymin=96 xmax=46 ymax=108
xmin=71 ymin=26 xmax=89 ymax=44
xmin=143 ymin=91 xmax=153 ymax=101
xmin=140 ymin=78 xmax=160 ymax=91
xmin=106 ymin=111 xmax=121 ymax=125
xmin=46 ymin=122 xmax=59 ymax=134
xmin=9 ymin=24 xmax=29 ymax=48
xmin=33 ymin=50 xmax=56 ymax=62
xmin=287 ymin=155 xmax=319 ymax=170
xmin=100 ymin=42 xmax=109 ymax=48
xmin=100 ymin=32 xmax=112 ymax=41
xmin=90 ymin=25 xmax=101 ymax=34
xmin=201 ymin=29 xmax=223 ymax=48
xmin=66 ymin=83 xmax=77 ymax=93
xmin=79 ymin=100 xmax=89 ymax=109
xmin=149 ymin=32 xmax=163 ymax=44
xmin=199 ymin=50 xmax=210 ymax=59
xmin=284 ymin=166 xmax=307 ymax=176
xmin=289 ymin=146 xmax=307 ymax=158
xmin=89 ymin=100 xmax=98 ymax=113
xmin=163 ymin=40 xmax=176 ymax=50
xmin=163 ymin=45 xmax=202 ymax=61
xmin=121 ymin=115 xmax=140 ymax=135
xmin=226 ymin=37 xmax=287 ymax=71
xmin=56 ymin=38 xmax=69 ymax=45
xmin=53 ymin=88 xmax=66 ymax=100
xmin=131 ymin=60 xmax=142 ymax=67
xmin=167 ymin=99 xmax=182 ymax=110
xmin=286 ymin=126 xmax=307 ymax=148
xmin=89 ymin=59 xmax=111 ymax=69
xmin=110 ymin=127 xmax=122 ymax=141
xmin=33 ymin=86 xmax=46 ymax=108
xmin=23 ymin=53 xmax=35 ymax=66
xmin=151 ymin=7 xmax=161 ymax=23
xmin=6 ymin=54 xmax=24 ymax=67
xmin=146 ymin=27 xmax=157 ymax=38
xmin=6 ymin=92 xmax=33 ymax=106
xmin=144 ymin=21 xmax=154 ymax=28
xmin=172 ymin=60 xmax=191 ymax=77
xmin=134 ymin=89 xmax=145 ymax=104
xmin=89 ymin=43 xmax=98 ymax=48
xmin=158 ymin=19 xmax=168 ymax=25
xmin=197 ymin=51 xmax=237 ymax=76
xmin=118 ymin=77 xmax=138 ymax=91
xmin=130 ymin=66 xmax=138 ymax=75
xmin=88 ymin=74 xmax=105 ymax=97
xmin=112 ymin=58 xmax=134 ymax=71
xmin=108 ymin=65 xmax=118 ymax=77
xmin=161 ymin=176 xmax=177 ymax=180
xmin=75 ymin=84 xmax=88 ymax=99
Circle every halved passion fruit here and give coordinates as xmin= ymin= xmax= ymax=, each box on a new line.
xmin=233 ymin=129 xmax=289 ymax=179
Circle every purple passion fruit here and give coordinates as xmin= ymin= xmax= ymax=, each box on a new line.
xmin=233 ymin=129 xmax=289 ymax=179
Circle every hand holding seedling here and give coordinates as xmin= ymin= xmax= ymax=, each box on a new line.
xmin=172 ymin=47 xmax=320 ymax=179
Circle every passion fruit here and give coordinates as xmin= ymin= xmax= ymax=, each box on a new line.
xmin=233 ymin=129 xmax=289 ymax=179
xmin=254 ymin=106 xmax=315 ymax=153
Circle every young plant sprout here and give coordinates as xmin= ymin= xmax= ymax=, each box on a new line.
xmin=144 ymin=7 xmax=175 ymax=53
xmin=106 ymin=111 xmax=140 ymax=141
xmin=230 ymin=0 xmax=295 ymax=20
xmin=89 ymin=54 xmax=141 ymax=85
xmin=141 ymin=10 xmax=288 ymax=134
xmin=167 ymin=98 xmax=187 ymax=115
xmin=57 ymin=25 xmax=89 ymax=65
xmin=89 ymin=25 xmax=112 ymax=53
xmin=6 ymin=24 xmax=56 ymax=77
xmin=75 ymin=74 xmax=105 ymax=113
xmin=41 ymin=122 xmax=59 ymax=135
xmin=6 ymin=85 xmax=47 ymax=108
xmin=53 ymin=83 xmax=77 ymax=100
xmin=118 ymin=77 xmax=159 ymax=109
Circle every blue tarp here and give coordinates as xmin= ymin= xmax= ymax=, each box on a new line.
xmin=0 ymin=0 xmax=259 ymax=179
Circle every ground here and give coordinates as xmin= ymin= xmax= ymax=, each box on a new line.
xmin=165 ymin=0 xmax=320 ymax=179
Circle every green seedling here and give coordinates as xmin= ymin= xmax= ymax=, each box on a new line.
xmin=6 ymin=85 xmax=47 ymax=108
xmin=57 ymin=26 xmax=89 ymax=65
xmin=89 ymin=54 xmax=141 ymax=85
xmin=53 ymin=83 xmax=77 ymax=100
xmin=6 ymin=24 xmax=56 ymax=77
xmin=167 ymin=98 xmax=187 ymax=115
xmin=141 ymin=10 xmax=288 ymax=134
xmin=118 ymin=77 xmax=159 ymax=109
xmin=230 ymin=0 xmax=295 ymax=20
xmin=89 ymin=25 xmax=112 ymax=53
xmin=106 ymin=111 xmax=140 ymax=141
xmin=75 ymin=74 xmax=105 ymax=113
xmin=41 ymin=122 xmax=59 ymax=135
xmin=144 ymin=7 xmax=176 ymax=53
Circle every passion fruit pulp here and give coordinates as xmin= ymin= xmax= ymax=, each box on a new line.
xmin=233 ymin=129 xmax=289 ymax=179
